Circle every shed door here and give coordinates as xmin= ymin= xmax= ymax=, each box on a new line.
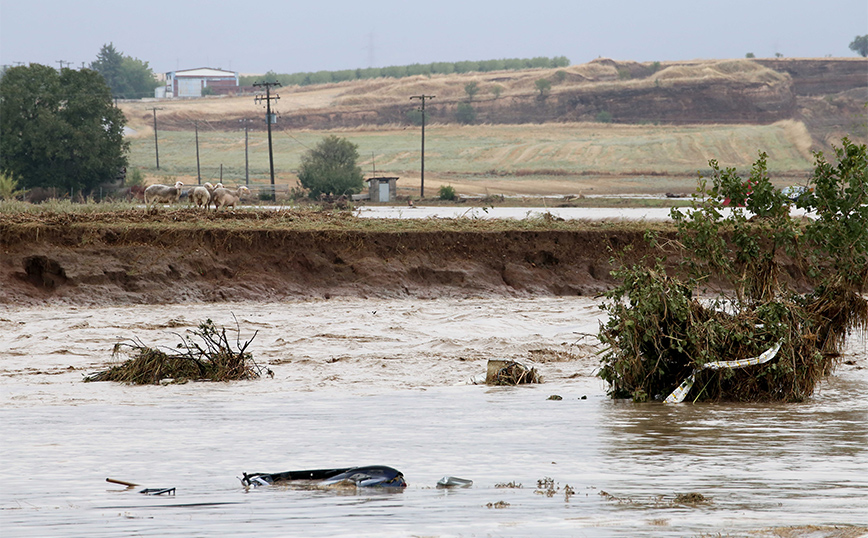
xmin=178 ymin=78 xmax=201 ymax=97
xmin=378 ymin=181 xmax=389 ymax=202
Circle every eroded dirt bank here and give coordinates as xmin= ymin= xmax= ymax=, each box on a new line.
xmin=2 ymin=208 xmax=819 ymax=306
xmin=1 ymin=224 xmax=647 ymax=306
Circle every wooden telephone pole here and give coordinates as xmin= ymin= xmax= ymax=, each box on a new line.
xmin=254 ymin=81 xmax=281 ymax=201
xmin=410 ymin=94 xmax=434 ymax=198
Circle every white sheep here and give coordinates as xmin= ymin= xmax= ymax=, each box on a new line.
xmin=191 ymin=182 xmax=215 ymax=209
xmin=144 ymin=181 xmax=184 ymax=206
xmin=211 ymin=185 xmax=250 ymax=210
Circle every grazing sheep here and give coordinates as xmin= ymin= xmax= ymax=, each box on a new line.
xmin=191 ymin=182 xmax=215 ymax=209
xmin=211 ymin=185 xmax=250 ymax=210
xmin=144 ymin=181 xmax=184 ymax=206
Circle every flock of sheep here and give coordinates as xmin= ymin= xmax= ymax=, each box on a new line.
xmin=143 ymin=182 xmax=251 ymax=209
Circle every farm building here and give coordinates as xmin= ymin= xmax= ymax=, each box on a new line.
xmin=157 ymin=68 xmax=239 ymax=98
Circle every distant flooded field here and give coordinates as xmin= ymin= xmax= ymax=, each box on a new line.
xmin=1 ymin=297 xmax=866 ymax=537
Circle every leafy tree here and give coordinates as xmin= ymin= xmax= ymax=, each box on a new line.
xmin=0 ymin=64 xmax=129 ymax=195
xmin=438 ymin=184 xmax=456 ymax=201
xmin=455 ymin=102 xmax=476 ymax=124
xmin=464 ymin=81 xmax=479 ymax=100
xmin=491 ymin=85 xmax=503 ymax=99
xmin=850 ymin=35 xmax=868 ymax=57
xmin=297 ymin=135 xmax=364 ymax=198
xmin=599 ymin=140 xmax=868 ymax=402
xmin=90 ymin=43 xmax=160 ymax=99
xmin=745 ymin=52 xmax=756 ymax=58
xmin=554 ymin=70 xmax=567 ymax=83
xmin=534 ymin=78 xmax=551 ymax=98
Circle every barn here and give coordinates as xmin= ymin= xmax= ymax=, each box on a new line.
xmin=158 ymin=68 xmax=239 ymax=98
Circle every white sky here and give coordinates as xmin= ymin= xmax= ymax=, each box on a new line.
xmin=1 ymin=0 xmax=866 ymax=75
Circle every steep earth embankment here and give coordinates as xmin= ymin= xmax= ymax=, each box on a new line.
xmin=0 ymin=211 xmax=814 ymax=306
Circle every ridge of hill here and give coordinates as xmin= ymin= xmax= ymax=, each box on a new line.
xmin=121 ymin=57 xmax=867 ymax=152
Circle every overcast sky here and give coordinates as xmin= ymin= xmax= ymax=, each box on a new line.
xmin=2 ymin=0 xmax=866 ymax=75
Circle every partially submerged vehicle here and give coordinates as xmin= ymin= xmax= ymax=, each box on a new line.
xmin=240 ymin=465 xmax=407 ymax=489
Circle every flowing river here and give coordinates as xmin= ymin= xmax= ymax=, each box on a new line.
xmin=1 ymin=297 xmax=866 ymax=537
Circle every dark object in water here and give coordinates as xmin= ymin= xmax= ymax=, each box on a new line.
xmin=140 ymin=487 xmax=175 ymax=496
xmin=485 ymin=359 xmax=541 ymax=385
xmin=240 ymin=465 xmax=406 ymax=488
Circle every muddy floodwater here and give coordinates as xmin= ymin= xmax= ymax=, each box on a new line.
xmin=1 ymin=297 xmax=866 ymax=537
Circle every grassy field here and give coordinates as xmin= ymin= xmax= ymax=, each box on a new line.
xmin=125 ymin=120 xmax=815 ymax=197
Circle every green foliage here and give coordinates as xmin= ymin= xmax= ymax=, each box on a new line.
xmin=239 ymin=56 xmax=571 ymax=87
xmin=797 ymin=138 xmax=868 ymax=291
xmin=649 ymin=61 xmax=662 ymax=73
xmin=127 ymin=168 xmax=145 ymax=187
xmin=595 ymin=110 xmax=613 ymax=123
xmin=599 ymin=140 xmax=868 ymax=402
xmin=464 ymin=81 xmax=479 ymax=100
xmin=438 ymin=184 xmax=457 ymax=201
xmin=491 ymin=85 xmax=504 ymax=99
xmin=745 ymin=52 xmax=756 ymax=58
xmin=297 ymin=135 xmax=364 ymax=198
xmin=554 ymin=70 xmax=567 ymax=83
xmin=90 ymin=43 xmax=160 ymax=99
xmin=849 ymin=35 xmax=868 ymax=57
xmin=0 ymin=64 xmax=129 ymax=195
xmin=201 ymin=85 xmax=216 ymax=96
xmin=0 ymin=171 xmax=24 ymax=200
xmin=455 ymin=102 xmax=476 ymax=124
xmin=534 ymin=78 xmax=551 ymax=97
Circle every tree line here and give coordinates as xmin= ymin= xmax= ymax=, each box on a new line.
xmin=240 ymin=56 xmax=571 ymax=87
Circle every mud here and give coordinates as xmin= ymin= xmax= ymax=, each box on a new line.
xmin=0 ymin=214 xmax=664 ymax=306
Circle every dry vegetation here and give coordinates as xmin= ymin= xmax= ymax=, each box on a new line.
xmin=116 ymin=57 xmax=865 ymax=197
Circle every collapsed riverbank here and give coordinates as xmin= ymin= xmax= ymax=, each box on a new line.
xmin=0 ymin=207 xmax=814 ymax=306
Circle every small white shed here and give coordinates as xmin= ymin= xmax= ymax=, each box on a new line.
xmin=366 ymin=177 xmax=399 ymax=202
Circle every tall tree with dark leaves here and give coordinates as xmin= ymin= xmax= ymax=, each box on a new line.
xmin=0 ymin=64 xmax=129 ymax=194
xmin=90 ymin=43 xmax=159 ymax=98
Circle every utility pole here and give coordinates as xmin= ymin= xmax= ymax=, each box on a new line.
xmin=56 ymin=60 xmax=68 ymax=71
xmin=151 ymin=107 xmax=163 ymax=170
xmin=410 ymin=94 xmax=434 ymax=198
xmin=194 ymin=121 xmax=201 ymax=184
xmin=241 ymin=118 xmax=250 ymax=185
xmin=254 ymin=81 xmax=281 ymax=201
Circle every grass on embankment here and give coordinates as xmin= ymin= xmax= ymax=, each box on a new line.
xmin=0 ymin=201 xmax=674 ymax=235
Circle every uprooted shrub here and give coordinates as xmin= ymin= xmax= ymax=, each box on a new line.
xmin=599 ymin=138 xmax=867 ymax=402
xmin=85 ymin=319 xmax=268 ymax=384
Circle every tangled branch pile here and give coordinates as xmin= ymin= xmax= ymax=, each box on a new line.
xmin=85 ymin=319 xmax=267 ymax=384
xmin=599 ymin=138 xmax=867 ymax=402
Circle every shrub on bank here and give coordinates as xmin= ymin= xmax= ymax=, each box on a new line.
xmin=599 ymin=138 xmax=867 ymax=402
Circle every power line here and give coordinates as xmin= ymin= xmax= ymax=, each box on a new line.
xmin=254 ymin=81 xmax=281 ymax=201
xmin=410 ymin=94 xmax=435 ymax=198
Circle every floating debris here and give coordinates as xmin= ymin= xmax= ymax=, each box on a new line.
xmin=437 ymin=476 xmax=473 ymax=488
xmin=486 ymin=359 xmax=541 ymax=385
xmin=240 ymin=465 xmax=406 ymax=489
xmin=674 ymin=492 xmax=709 ymax=505
xmin=85 ymin=319 xmax=267 ymax=384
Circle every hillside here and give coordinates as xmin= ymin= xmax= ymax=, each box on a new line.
xmin=121 ymin=57 xmax=867 ymax=151
xmin=117 ymin=57 xmax=865 ymax=196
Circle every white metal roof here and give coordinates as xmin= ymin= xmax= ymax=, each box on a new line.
xmin=170 ymin=68 xmax=237 ymax=78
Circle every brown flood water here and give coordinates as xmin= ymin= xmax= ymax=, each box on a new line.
xmin=1 ymin=297 xmax=866 ymax=537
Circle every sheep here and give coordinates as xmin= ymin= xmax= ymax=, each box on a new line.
xmin=144 ymin=181 xmax=184 ymax=206
xmin=190 ymin=182 xmax=215 ymax=209
xmin=211 ymin=185 xmax=250 ymax=210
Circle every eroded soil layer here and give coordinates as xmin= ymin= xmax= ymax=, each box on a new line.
xmin=0 ymin=222 xmax=657 ymax=306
